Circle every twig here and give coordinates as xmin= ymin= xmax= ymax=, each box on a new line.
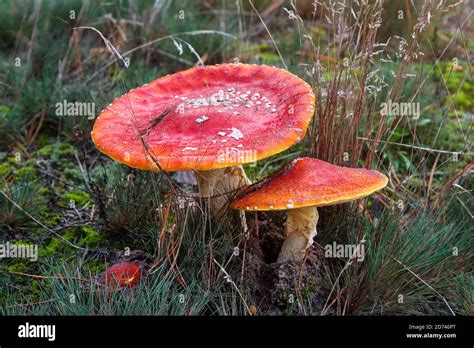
xmin=213 ymin=258 xmax=252 ymax=315
xmin=7 ymin=298 xmax=56 ymax=309
xmin=0 ymin=191 xmax=86 ymax=252
xmin=248 ymin=0 xmax=287 ymax=70
xmin=73 ymin=26 xmax=129 ymax=68
xmin=82 ymin=30 xmax=235 ymax=85
xmin=386 ymin=254 xmax=456 ymax=316
xmin=358 ymin=137 xmax=473 ymax=156
xmin=6 ymin=270 xmax=102 ymax=286
xmin=424 ymin=152 xmax=440 ymax=210
xmin=434 ymin=160 xmax=474 ymax=208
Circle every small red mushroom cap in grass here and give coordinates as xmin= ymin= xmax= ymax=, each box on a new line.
xmin=105 ymin=262 xmax=142 ymax=288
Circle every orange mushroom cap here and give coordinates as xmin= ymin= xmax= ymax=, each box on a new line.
xmin=232 ymin=157 xmax=388 ymax=211
xmin=105 ymin=262 xmax=141 ymax=288
xmin=92 ymin=64 xmax=315 ymax=172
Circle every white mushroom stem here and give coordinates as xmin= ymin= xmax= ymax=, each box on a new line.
xmin=277 ymin=206 xmax=319 ymax=263
xmin=196 ymin=165 xmax=251 ymax=231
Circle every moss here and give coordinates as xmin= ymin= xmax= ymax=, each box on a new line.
xmin=35 ymin=133 xmax=50 ymax=148
xmin=38 ymin=187 xmax=49 ymax=195
xmin=40 ymin=229 xmax=76 ymax=257
xmin=0 ymin=245 xmax=42 ymax=302
xmin=0 ymin=105 xmax=10 ymax=118
xmin=437 ymin=122 xmax=469 ymax=153
xmin=77 ymin=226 xmax=102 ymax=248
xmin=36 ymin=142 xmax=75 ymax=159
xmin=58 ymin=190 xmax=91 ymax=208
xmin=7 ymin=156 xmax=18 ymax=165
xmin=41 ymin=238 xmax=62 ymax=257
xmin=407 ymin=177 xmax=425 ymax=191
xmin=16 ymin=166 xmax=38 ymax=181
xmin=0 ymin=154 xmax=38 ymax=182
xmin=435 ymin=62 xmax=473 ymax=112
xmin=39 ymin=225 xmax=102 ymax=256
xmin=0 ymin=162 xmax=14 ymax=178
xmin=63 ymin=166 xmax=85 ymax=182
xmin=300 ymin=280 xmax=320 ymax=299
xmin=450 ymin=90 xmax=472 ymax=110
xmin=86 ymin=259 xmax=107 ymax=273
xmin=260 ymin=52 xmax=281 ymax=65
xmin=30 ymin=279 xmax=42 ymax=299
xmin=1 ymin=258 xmax=36 ymax=286
xmin=38 ymin=211 xmax=62 ymax=230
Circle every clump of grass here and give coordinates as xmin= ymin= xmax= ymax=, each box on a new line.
xmin=89 ymin=163 xmax=164 ymax=244
xmin=0 ymin=176 xmax=48 ymax=232
xmin=1 ymin=204 xmax=247 ymax=315
xmin=318 ymin=198 xmax=473 ymax=315
xmin=1 ymin=259 xmax=211 ymax=315
xmin=449 ymin=273 xmax=474 ymax=315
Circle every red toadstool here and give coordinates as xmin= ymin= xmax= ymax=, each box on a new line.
xmin=91 ymin=63 xmax=315 ymax=216
xmin=105 ymin=262 xmax=141 ymax=288
xmin=232 ymin=157 xmax=388 ymax=262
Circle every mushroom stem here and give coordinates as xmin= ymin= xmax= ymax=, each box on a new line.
xmin=277 ymin=206 xmax=319 ymax=263
xmin=196 ymin=165 xmax=251 ymax=217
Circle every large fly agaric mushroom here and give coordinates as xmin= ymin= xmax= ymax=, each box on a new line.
xmin=105 ymin=262 xmax=141 ymax=288
xmin=232 ymin=157 xmax=388 ymax=262
xmin=92 ymin=64 xmax=315 ymax=216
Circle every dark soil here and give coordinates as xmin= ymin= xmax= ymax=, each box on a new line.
xmin=240 ymin=213 xmax=326 ymax=315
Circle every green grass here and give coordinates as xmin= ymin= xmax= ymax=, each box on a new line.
xmin=1 ymin=197 xmax=471 ymax=315
xmin=318 ymin=199 xmax=473 ymax=315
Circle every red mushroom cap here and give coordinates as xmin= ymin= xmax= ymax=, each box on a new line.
xmin=232 ymin=157 xmax=388 ymax=211
xmin=92 ymin=64 xmax=315 ymax=171
xmin=105 ymin=262 xmax=141 ymax=288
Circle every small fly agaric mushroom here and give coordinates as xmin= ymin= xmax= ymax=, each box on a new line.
xmin=91 ymin=64 xmax=315 ymax=217
xmin=232 ymin=157 xmax=388 ymax=263
xmin=105 ymin=262 xmax=141 ymax=288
